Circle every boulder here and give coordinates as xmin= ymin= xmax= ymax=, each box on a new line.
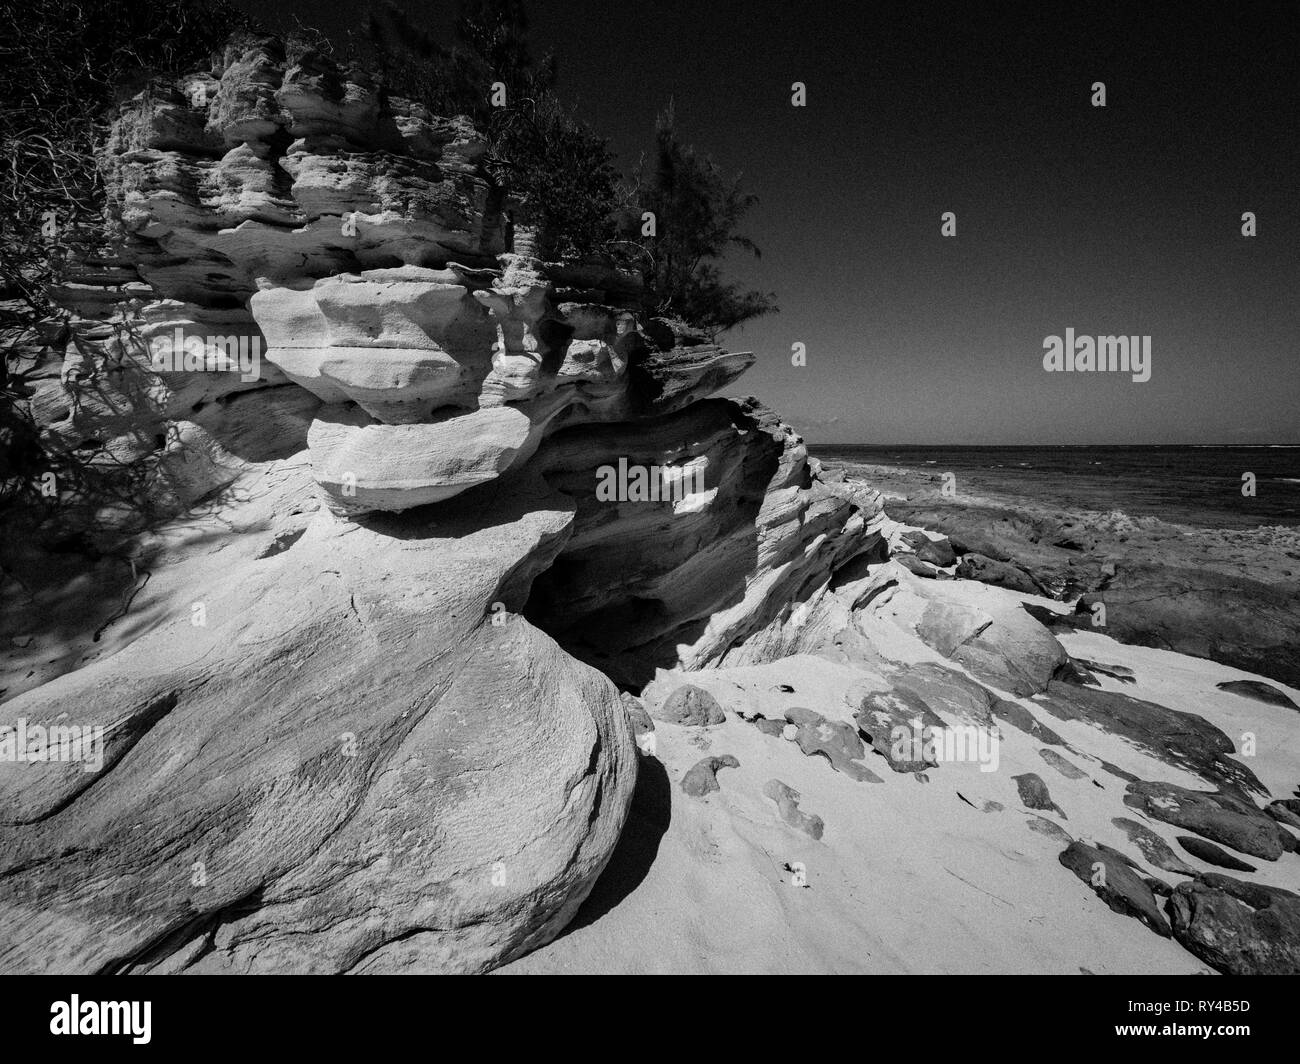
xmin=1058 ymin=841 xmax=1170 ymax=937
xmin=680 ymin=755 xmax=740 ymax=798
xmin=956 ymin=554 xmax=1042 ymax=596
xmin=916 ymin=600 xmax=991 ymax=657
xmin=654 ymin=685 xmax=725 ymax=727
xmin=909 ymin=585 xmax=1068 ymax=696
xmin=1215 ymin=679 xmax=1298 ymax=710
xmin=785 ymin=706 xmax=882 ymax=782
xmin=900 ymin=530 xmax=956 ymax=568
xmin=855 ymin=688 xmax=947 ymax=774
xmin=1266 ymin=800 xmax=1300 ymax=831
xmin=1075 ymin=564 xmax=1300 ymax=690
xmin=915 ymin=537 xmax=957 ymax=568
xmin=1036 ymin=683 xmax=1262 ymax=796
xmin=1111 ymin=817 xmax=1197 ymax=875
xmin=1168 ymin=875 xmax=1300 ymax=974
xmin=1013 ymin=773 xmax=1066 ymax=818
xmin=1176 ymin=836 xmax=1257 ymax=873
xmin=1123 ymin=781 xmax=1287 ymax=861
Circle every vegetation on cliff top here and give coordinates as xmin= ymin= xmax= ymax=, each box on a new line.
xmin=360 ymin=0 xmax=777 ymax=334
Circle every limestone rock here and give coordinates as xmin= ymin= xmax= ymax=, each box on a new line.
xmin=620 ymin=693 xmax=655 ymax=739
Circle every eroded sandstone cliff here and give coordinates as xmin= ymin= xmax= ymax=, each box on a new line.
xmin=0 ymin=36 xmax=884 ymax=972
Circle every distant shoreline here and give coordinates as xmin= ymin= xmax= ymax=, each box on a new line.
xmin=817 ymin=456 xmax=1300 ymax=688
xmin=810 ymin=444 xmax=1300 ymax=531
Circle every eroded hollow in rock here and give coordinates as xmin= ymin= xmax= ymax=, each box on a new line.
xmin=523 ymin=399 xmax=791 ymax=686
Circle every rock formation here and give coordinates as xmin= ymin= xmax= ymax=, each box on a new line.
xmin=0 ymin=36 xmax=883 ymax=974
xmin=4 ymin=34 xmax=1297 ymax=979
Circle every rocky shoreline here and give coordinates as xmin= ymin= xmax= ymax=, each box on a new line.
xmin=829 ymin=460 xmax=1300 ymax=689
xmin=3 ymin=37 xmax=1299 ymax=977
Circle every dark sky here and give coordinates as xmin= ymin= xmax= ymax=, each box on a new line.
xmin=238 ymin=0 xmax=1299 ymax=444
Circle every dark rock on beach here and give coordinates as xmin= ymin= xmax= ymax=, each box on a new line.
xmin=680 ymin=755 xmax=740 ymax=797
xmin=1168 ymin=874 xmax=1300 ymax=974
xmin=1111 ymin=817 xmax=1197 ymax=875
xmin=1059 ymin=841 xmax=1170 ymax=937
xmin=1176 ymin=835 xmax=1257 ymax=873
xmin=896 ymin=553 xmax=943 ymax=579
xmin=785 ymin=706 xmax=882 ymax=782
xmin=901 ymin=530 xmax=957 ymax=568
xmin=1034 ymin=682 xmax=1263 ymax=796
xmin=855 ymin=688 xmax=946 ymax=774
xmin=1123 ymin=780 xmax=1287 ymax=861
xmin=1215 ymin=679 xmax=1298 ymax=710
xmin=1013 ymin=772 xmax=1066 ymax=818
xmin=1077 ymin=564 xmax=1300 ymax=691
xmin=956 ymin=553 xmax=1042 ymax=596
xmin=1266 ymin=800 xmax=1300 ymax=831
xmin=655 ymin=685 xmax=726 ymax=727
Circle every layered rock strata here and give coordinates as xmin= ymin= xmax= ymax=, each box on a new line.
xmin=1 ymin=37 xmax=883 ymax=973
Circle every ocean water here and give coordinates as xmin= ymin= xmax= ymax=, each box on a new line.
xmin=811 ymin=445 xmax=1300 ymax=530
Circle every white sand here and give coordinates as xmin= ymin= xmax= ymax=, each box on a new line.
xmin=503 ymin=568 xmax=1298 ymax=973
